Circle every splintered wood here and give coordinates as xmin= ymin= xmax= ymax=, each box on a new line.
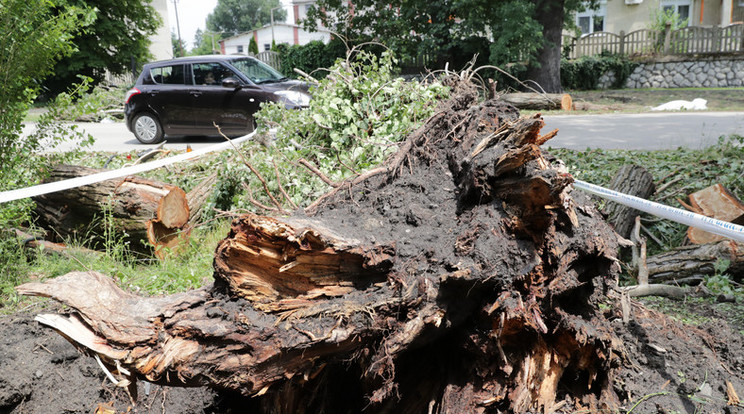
xmin=18 ymin=84 xmax=623 ymax=413
xmin=214 ymin=215 xmax=394 ymax=312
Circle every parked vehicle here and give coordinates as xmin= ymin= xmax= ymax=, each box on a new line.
xmin=124 ymin=55 xmax=310 ymax=144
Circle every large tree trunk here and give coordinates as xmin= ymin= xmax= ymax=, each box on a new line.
xmin=18 ymin=83 xmax=622 ymax=413
xmin=33 ymin=164 xmax=190 ymax=255
xmin=526 ymin=0 xmax=566 ymax=93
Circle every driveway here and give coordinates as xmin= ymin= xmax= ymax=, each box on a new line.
xmin=22 ymin=111 xmax=744 ymax=153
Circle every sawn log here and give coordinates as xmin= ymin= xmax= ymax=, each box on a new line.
xmin=33 ymin=164 xmax=190 ymax=255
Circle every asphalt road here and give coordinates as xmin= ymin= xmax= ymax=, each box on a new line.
xmin=543 ymin=111 xmax=744 ymax=150
xmin=22 ymin=111 xmax=744 ymax=153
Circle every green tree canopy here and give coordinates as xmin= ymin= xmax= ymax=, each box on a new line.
xmin=304 ymin=0 xmax=597 ymax=92
xmin=43 ymin=0 xmax=162 ymax=96
xmin=0 ymin=0 xmax=93 ymax=189
xmin=207 ymin=0 xmax=287 ymax=36
xmin=191 ymin=29 xmax=223 ymax=55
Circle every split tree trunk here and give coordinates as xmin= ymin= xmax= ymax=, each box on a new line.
xmin=18 ymin=83 xmax=623 ymax=413
xmin=602 ymin=164 xmax=656 ymax=238
xmin=33 ymin=164 xmax=190 ymax=255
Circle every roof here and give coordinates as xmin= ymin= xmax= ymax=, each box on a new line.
xmin=143 ymin=54 xmax=260 ymax=66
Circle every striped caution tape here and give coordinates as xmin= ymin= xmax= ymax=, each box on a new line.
xmin=574 ymin=179 xmax=744 ymax=243
xmin=0 ymin=131 xmax=256 ymax=204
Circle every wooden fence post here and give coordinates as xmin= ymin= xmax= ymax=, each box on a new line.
xmin=663 ymin=22 xmax=672 ymax=54
xmin=619 ymin=30 xmax=626 ymax=55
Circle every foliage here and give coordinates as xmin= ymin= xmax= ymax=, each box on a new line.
xmin=279 ymin=39 xmax=347 ymax=79
xmin=303 ymin=0 xmax=598 ymax=91
xmin=249 ymin=37 xmax=260 ymax=55
xmin=0 ymin=81 xmax=96 ymax=307
xmin=192 ymin=29 xmax=223 ymax=55
xmin=43 ymin=0 xmax=161 ymax=96
xmin=0 ymin=0 xmax=94 ymax=232
xmin=649 ymin=7 xmax=689 ymax=33
xmin=207 ymin=0 xmax=287 ymax=36
xmin=561 ymin=52 xmax=637 ymax=90
xmin=549 ymin=135 xmax=744 ymax=253
xmin=0 ymin=0 xmax=91 ymax=163
xmin=219 ymin=48 xmax=449 ymax=211
xmin=172 ymin=32 xmax=187 ymax=58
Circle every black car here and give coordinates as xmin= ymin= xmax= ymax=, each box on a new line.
xmin=124 ymin=55 xmax=310 ymax=144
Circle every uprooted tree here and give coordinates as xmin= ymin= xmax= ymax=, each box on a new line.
xmin=18 ymin=81 xmax=625 ymax=413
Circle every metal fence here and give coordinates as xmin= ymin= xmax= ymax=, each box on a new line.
xmin=564 ymin=23 xmax=744 ymax=59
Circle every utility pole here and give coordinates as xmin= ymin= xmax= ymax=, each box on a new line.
xmin=172 ymin=0 xmax=184 ymax=56
xmin=270 ymin=6 xmax=281 ymax=47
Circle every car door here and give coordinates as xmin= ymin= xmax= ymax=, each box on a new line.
xmin=190 ymin=62 xmax=260 ymax=136
xmin=145 ymin=64 xmax=192 ymax=135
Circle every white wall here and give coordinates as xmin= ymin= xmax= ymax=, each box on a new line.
xmin=149 ymin=0 xmax=174 ymax=60
xmin=221 ymin=24 xmax=331 ymax=55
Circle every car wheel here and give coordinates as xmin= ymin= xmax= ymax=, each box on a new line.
xmin=132 ymin=112 xmax=164 ymax=144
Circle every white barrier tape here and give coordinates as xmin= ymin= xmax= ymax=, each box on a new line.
xmin=0 ymin=131 xmax=256 ymax=204
xmin=574 ymin=179 xmax=744 ymax=243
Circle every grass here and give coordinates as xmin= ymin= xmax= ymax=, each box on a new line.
xmin=1 ymin=219 xmax=231 ymax=315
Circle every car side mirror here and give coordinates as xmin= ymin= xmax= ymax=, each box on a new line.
xmin=222 ymin=77 xmax=241 ymax=89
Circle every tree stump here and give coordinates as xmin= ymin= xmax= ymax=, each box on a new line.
xmin=33 ymin=164 xmax=191 ymax=255
xmin=602 ymin=164 xmax=656 ymax=238
xmin=18 ymin=83 xmax=623 ymax=413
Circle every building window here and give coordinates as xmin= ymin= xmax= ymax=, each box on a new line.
xmin=237 ymin=45 xmax=244 ymax=53
xmin=264 ymin=44 xmax=271 ymax=51
xmin=576 ymin=1 xmax=606 ymax=35
xmin=661 ymin=0 xmax=691 ymax=25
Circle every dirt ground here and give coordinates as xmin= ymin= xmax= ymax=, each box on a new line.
xmin=3 ymin=89 xmax=744 ymax=413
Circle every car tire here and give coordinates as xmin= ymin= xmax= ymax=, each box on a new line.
xmin=132 ymin=112 xmax=164 ymax=144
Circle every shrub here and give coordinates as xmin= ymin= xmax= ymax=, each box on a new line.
xmin=278 ymin=39 xmax=348 ymax=79
xmin=561 ymin=52 xmax=637 ymax=90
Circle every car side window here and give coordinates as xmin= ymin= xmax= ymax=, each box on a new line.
xmin=192 ymin=62 xmax=237 ymax=86
xmin=150 ymin=65 xmax=185 ymax=85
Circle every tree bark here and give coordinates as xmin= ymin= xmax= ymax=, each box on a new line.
xmin=32 ymin=164 xmax=190 ymax=255
xmin=648 ymin=240 xmax=744 ymax=283
xmin=18 ymin=87 xmax=623 ymax=413
xmin=526 ymin=0 xmax=566 ymax=93
xmin=603 ymin=165 xmax=656 ymax=239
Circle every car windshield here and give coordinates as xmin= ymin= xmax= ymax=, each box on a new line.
xmin=229 ymin=57 xmax=287 ymax=84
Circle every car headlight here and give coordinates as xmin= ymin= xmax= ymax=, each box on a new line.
xmin=274 ymin=90 xmax=311 ymax=107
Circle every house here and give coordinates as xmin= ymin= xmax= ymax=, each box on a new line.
xmin=219 ymin=23 xmax=332 ymax=54
xmin=218 ymin=0 xmax=331 ymax=55
xmin=575 ymin=0 xmax=744 ymax=35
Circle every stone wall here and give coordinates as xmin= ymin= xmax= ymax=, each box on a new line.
xmin=596 ymin=57 xmax=744 ymax=89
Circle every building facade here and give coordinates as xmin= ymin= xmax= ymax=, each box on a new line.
xmin=575 ymin=0 xmax=744 ymax=35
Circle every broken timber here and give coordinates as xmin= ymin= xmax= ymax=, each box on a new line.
xmin=19 ymin=83 xmax=624 ymax=413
